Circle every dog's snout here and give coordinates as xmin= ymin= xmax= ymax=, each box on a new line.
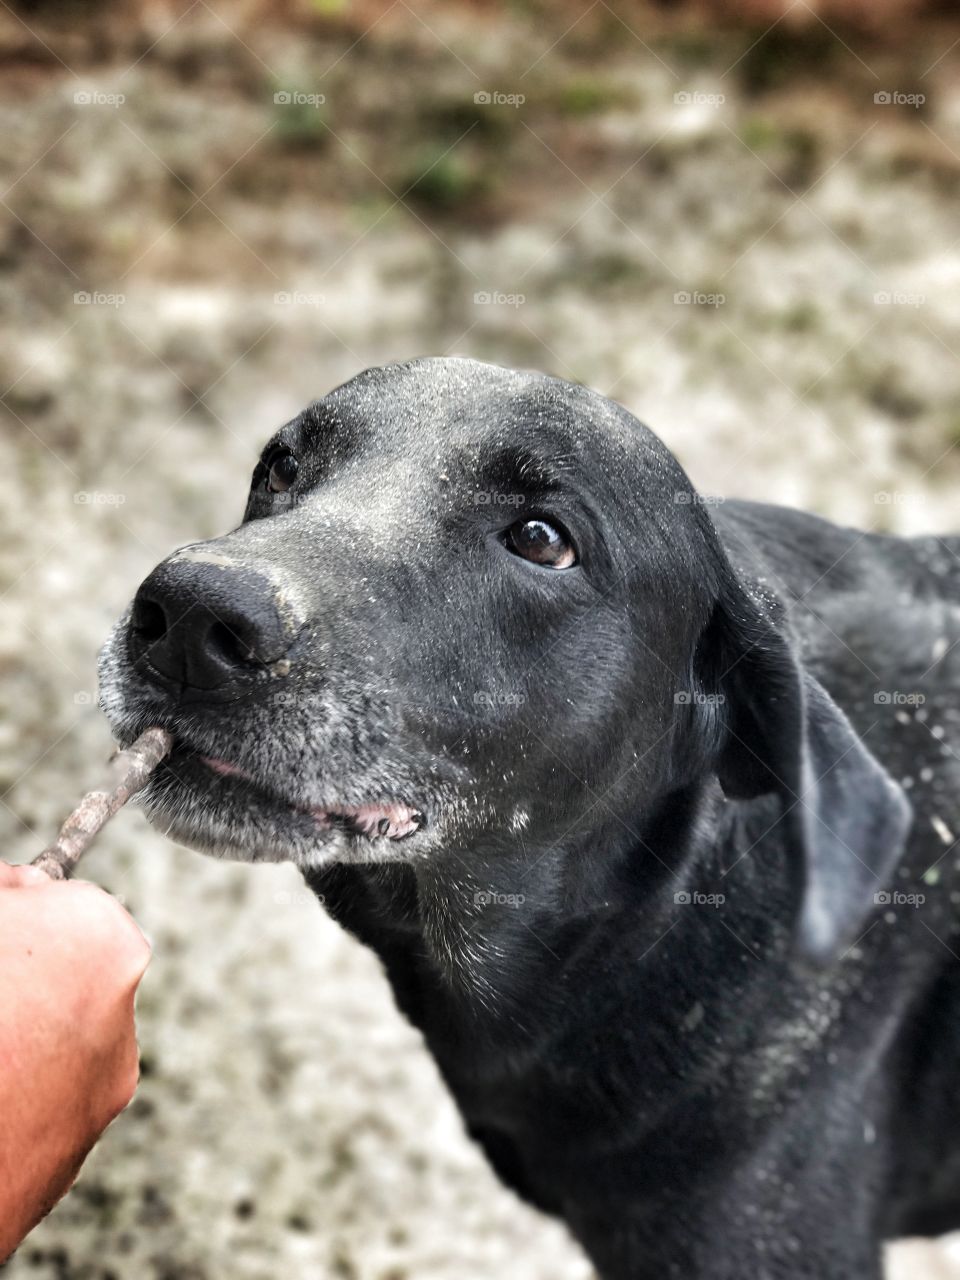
xmin=129 ymin=555 xmax=294 ymax=697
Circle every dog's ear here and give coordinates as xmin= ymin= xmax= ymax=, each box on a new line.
xmin=696 ymin=587 xmax=912 ymax=963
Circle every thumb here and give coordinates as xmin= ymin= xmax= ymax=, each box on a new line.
xmin=0 ymin=861 xmax=51 ymax=889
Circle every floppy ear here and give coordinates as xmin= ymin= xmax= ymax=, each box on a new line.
xmin=697 ymin=589 xmax=912 ymax=962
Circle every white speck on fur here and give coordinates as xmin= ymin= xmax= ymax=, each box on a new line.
xmin=510 ymin=807 xmax=530 ymax=832
xmin=932 ymin=815 xmax=956 ymax=846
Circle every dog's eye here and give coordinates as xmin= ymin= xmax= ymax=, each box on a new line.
xmin=504 ymin=518 xmax=576 ymax=569
xmin=265 ymin=448 xmax=299 ymax=494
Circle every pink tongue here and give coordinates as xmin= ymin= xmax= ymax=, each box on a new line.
xmin=312 ymin=802 xmax=420 ymax=840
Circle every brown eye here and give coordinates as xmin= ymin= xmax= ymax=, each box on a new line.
xmin=505 ymin=518 xmax=576 ymax=569
xmin=265 ymin=448 xmax=298 ymax=494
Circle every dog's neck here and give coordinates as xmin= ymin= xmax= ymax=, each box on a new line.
xmin=308 ymin=776 xmax=755 ymax=1043
xmin=419 ymin=779 xmax=724 ymax=986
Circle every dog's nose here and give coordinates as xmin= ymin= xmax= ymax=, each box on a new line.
xmin=128 ymin=554 xmax=293 ymax=697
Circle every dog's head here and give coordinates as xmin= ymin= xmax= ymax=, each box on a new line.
xmin=99 ymin=357 xmax=909 ymax=958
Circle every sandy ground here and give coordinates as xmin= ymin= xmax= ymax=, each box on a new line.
xmin=1 ymin=3 xmax=959 ymax=1276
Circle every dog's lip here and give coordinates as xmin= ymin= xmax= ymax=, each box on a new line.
xmin=198 ymin=753 xmax=425 ymax=841
xmin=201 ymin=755 xmax=253 ymax=782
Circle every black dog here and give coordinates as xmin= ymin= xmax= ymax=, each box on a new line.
xmin=99 ymin=357 xmax=960 ymax=1279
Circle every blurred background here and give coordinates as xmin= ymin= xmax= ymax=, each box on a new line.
xmin=1 ymin=1 xmax=959 ymax=1276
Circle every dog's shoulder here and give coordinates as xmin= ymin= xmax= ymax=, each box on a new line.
xmin=712 ymin=500 xmax=960 ymax=672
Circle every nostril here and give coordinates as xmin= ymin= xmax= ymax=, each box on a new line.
xmin=131 ymin=597 xmax=168 ymax=644
xmin=127 ymin=558 xmax=291 ymax=693
xmin=207 ymin=620 xmax=260 ymax=669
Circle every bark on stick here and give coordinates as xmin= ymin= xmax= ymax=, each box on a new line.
xmin=32 ymin=728 xmax=174 ymax=880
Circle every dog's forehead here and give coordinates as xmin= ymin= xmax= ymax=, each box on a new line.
xmin=313 ymin=357 xmax=653 ymax=468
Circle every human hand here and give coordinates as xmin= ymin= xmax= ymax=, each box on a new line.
xmin=0 ymin=862 xmax=150 ymax=1258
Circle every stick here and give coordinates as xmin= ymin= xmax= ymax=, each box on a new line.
xmin=31 ymin=728 xmax=174 ymax=881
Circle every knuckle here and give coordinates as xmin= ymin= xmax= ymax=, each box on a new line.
xmin=66 ymin=885 xmax=151 ymax=976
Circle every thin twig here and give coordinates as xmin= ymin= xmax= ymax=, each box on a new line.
xmin=32 ymin=728 xmax=174 ymax=880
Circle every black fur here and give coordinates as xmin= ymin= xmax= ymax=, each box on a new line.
xmin=99 ymin=358 xmax=960 ymax=1279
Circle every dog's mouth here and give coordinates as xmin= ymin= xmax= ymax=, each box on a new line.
xmin=188 ymin=752 xmax=424 ymax=845
xmin=123 ymin=716 xmax=432 ymax=862
xmin=200 ymin=755 xmax=424 ymax=840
